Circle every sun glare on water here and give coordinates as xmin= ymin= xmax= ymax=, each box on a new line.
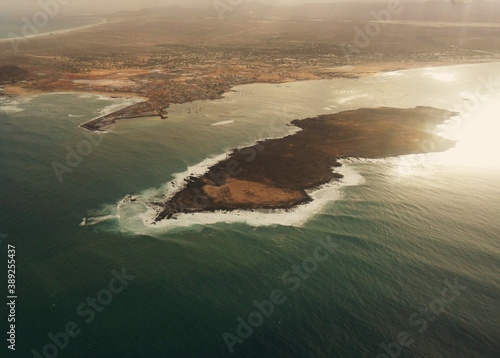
xmin=433 ymin=101 xmax=500 ymax=169
xmin=393 ymin=97 xmax=500 ymax=178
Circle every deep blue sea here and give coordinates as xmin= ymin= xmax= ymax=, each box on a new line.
xmin=0 ymin=63 xmax=499 ymax=357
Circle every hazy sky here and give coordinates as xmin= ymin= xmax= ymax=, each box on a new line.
xmin=3 ymin=0 xmax=340 ymax=13
xmin=2 ymin=0 xmax=498 ymax=15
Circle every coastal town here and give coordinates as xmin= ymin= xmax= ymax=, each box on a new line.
xmin=3 ymin=41 xmax=497 ymax=130
xmin=1 ymin=3 xmax=499 ymax=358
xmin=2 ymin=3 xmax=500 ymax=130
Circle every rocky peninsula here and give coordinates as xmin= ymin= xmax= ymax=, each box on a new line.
xmin=154 ymin=106 xmax=456 ymax=222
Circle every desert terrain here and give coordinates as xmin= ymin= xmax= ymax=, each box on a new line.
xmin=1 ymin=2 xmax=500 ymax=128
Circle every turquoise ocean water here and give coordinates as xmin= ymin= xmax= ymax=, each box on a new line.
xmin=0 ymin=63 xmax=499 ymax=357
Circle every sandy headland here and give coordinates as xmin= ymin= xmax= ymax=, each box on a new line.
xmin=153 ymin=106 xmax=457 ymax=222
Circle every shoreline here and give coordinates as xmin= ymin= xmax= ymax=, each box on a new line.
xmin=125 ymin=160 xmax=363 ymax=230
xmin=6 ymin=60 xmax=497 ymax=99
xmin=4 ymin=60 xmax=499 ymax=132
xmin=0 ymin=88 xmax=146 ymax=106
xmin=0 ymin=17 xmax=107 ymax=44
xmin=0 ymin=89 xmax=146 ymax=132
xmin=2 ymin=86 xmax=147 ymax=100
xmin=81 ymin=59 xmax=499 ymax=132
xmin=152 ymin=106 xmax=458 ymax=222
xmin=4 ymin=60 xmax=497 ymax=132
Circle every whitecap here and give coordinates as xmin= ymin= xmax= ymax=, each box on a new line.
xmin=336 ymin=94 xmax=371 ymax=105
xmin=112 ymin=159 xmax=364 ymax=233
xmin=0 ymin=105 xmax=25 ymax=114
xmin=80 ymin=215 xmax=120 ymax=227
xmin=78 ymin=94 xmax=93 ymax=99
xmin=97 ymin=98 xmax=143 ymax=116
xmin=211 ymin=120 xmax=235 ymax=126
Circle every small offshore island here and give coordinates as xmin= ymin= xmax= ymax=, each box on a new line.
xmin=153 ymin=106 xmax=456 ymax=222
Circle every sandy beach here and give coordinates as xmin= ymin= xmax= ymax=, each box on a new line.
xmin=3 ymin=85 xmax=147 ymax=100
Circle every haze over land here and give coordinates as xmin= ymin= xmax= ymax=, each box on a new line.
xmin=1 ymin=2 xmax=499 ymax=357
xmin=0 ymin=0 xmax=477 ymax=12
xmin=1 ymin=0 xmax=500 ymax=128
xmin=2 ymin=0 xmax=500 ymax=15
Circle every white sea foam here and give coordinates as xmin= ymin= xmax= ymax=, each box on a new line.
xmin=78 ymin=94 xmax=94 ymax=99
xmin=80 ymin=214 xmax=120 ymax=226
xmin=97 ymin=98 xmax=143 ymax=116
xmin=82 ymin=116 xmax=362 ymax=232
xmin=211 ymin=120 xmax=235 ymax=126
xmin=335 ymin=93 xmax=371 ymax=104
xmin=17 ymin=92 xmax=143 ymax=131
xmin=0 ymin=105 xmax=25 ymax=114
xmin=108 ymin=158 xmax=365 ymax=233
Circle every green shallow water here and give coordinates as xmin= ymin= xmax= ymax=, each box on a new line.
xmin=0 ymin=63 xmax=499 ymax=357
